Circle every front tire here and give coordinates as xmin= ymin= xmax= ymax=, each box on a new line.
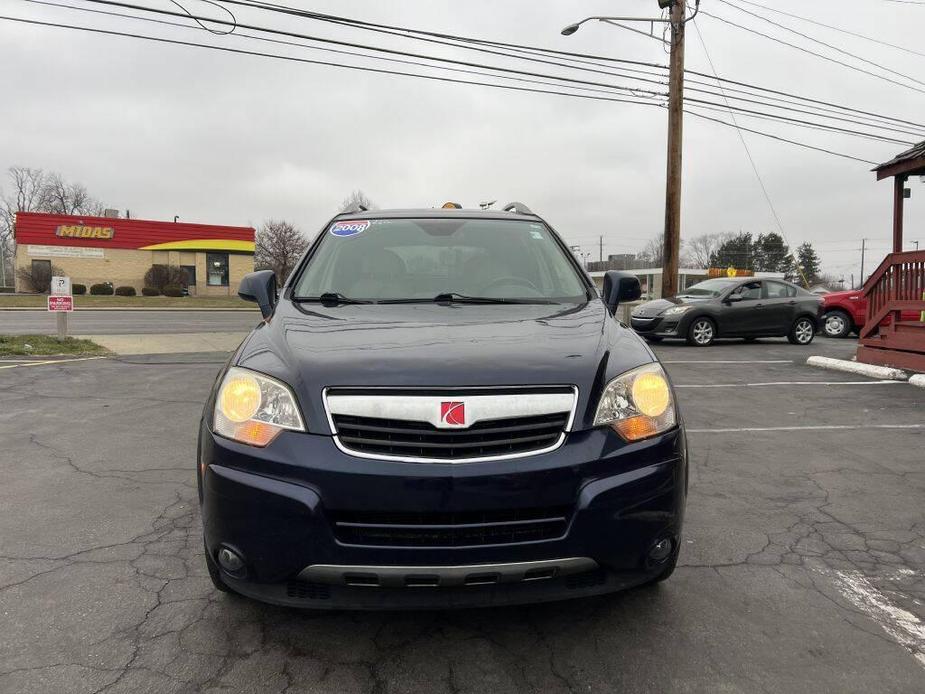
xmin=788 ymin=317 xmax=816 ymax=345
xmin=822 ymin=310 xmax=852 ymax=339
xmin=686 ymin=317 xmax=716 ymax=346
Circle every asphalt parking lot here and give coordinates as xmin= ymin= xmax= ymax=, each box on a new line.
xmin=1 ymin=337 xmax=923 ymax=693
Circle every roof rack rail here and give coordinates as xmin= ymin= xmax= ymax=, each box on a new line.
xmin=502 ymin=201 xmax=533 ymax=215
xmin=341 ymin=202 xmax=368 ymax=214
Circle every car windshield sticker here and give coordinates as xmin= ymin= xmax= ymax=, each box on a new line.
xmin=530 ymin=230 xmax=543 ymax=240
xmin=330 ymin=220 xmax=370 ymax=237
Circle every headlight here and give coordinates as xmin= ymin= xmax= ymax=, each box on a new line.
xmin=662 ymin=305 xmax=691 ymax=316
xmin=214 ymin=367 xmax=304 ymax=446
xmin=593 ymin=363 xmax=676 ymax=442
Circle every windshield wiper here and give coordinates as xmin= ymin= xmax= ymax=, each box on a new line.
xmin=379 ymin=293 xmax=552 ymax=305
xmin=293 ymin=292 xmax=373 ymax=305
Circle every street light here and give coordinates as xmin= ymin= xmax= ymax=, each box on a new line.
xmin=560 ymin=14 xmax=671 ymax=37
xmin=561 ymin=1 xmax=695 ymax=299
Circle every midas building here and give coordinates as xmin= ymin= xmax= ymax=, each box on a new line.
xmin=15 ymin=212 xmax=255 ymax=295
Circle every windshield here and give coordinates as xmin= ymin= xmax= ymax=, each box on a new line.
xmin=292 ymin=217 xmax=589 ymax=302
xmin=678 ymin=278 xmax=738 ymax=298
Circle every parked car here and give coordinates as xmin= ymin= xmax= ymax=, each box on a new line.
xmin=820 ymin=289 xmax=922 ymax=338
xmin=630 ymin=277 xmax=821 ymax=346
xmin=198 ymin=205 xmax=688 ymax=609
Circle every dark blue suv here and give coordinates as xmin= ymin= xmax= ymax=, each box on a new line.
xmin=198 ymin=204 xmax=687 ymax=609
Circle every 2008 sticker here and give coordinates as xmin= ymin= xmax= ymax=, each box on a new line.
xmin=330 ymin=220 xmax=370 ymax=237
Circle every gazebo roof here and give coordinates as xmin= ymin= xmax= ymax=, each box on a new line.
xmin=873 ymin=140 xmax=925 ymax=180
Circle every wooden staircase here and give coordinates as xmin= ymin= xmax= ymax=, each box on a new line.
xmin=856 ymin=250 xmax=925 ymax=372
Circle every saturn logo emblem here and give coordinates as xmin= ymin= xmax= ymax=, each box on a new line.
xmin=440 ymin=401 xmax=466 ymax=427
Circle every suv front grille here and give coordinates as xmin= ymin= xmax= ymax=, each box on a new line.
xmin=331 ymin=506 xmax=571 ymax=548
xmin=332 ymin=412 xmax=569 ymax=460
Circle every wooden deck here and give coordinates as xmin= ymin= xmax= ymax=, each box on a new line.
xmin=857 ymin=250 xmax=925 ymax=372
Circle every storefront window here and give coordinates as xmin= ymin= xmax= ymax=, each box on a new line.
xmin=207 ymin=253 xmax=229 ymax=286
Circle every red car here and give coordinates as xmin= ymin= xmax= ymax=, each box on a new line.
xmin=821 ymin=289 xmax=922 ymax=338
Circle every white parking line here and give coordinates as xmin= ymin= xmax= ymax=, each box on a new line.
xmin=662 ymin=360 xmax=794 ymax=364
xmin=688 ymin=424 xmax=924 ymax=433
xmin=0 ymin=356 xmax=107 ymax=370
xmin=829 ymin=570 xmax=925 ymax=669
xmin=676 ymin=380 xmax=903 ymax=388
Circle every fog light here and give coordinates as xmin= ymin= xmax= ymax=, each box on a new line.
xmin=649 ymin=538 xmax=673 ymax=563
xmin=217 ymin=547 xmax=245 ymax=574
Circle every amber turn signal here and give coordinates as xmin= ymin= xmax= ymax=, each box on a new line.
xmin=612 ymin=415 xmax=661 ymax=442
xmin=232 ymin=420 xmax=282 ymax=447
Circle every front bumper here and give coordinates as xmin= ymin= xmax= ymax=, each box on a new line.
xmin=630 ymin=315 xmax=683 ymax=337
xmin=199 ymin=422 xmax=687 ymax=609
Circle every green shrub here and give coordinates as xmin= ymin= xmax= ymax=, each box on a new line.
xmin=162 ymin=284 xmax=184 ymax=297
xmin=115 ymin=286 xmax=136 ymax=296
xmin=72 ymin=284 xmax=87 ymax=295
xmin=141 ymin=287 xmax=160 ymax=297
xmin=90 ymin=283 xmax=114 ymax=295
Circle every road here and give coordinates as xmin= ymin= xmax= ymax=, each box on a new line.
xmin=0 ymin=337 xmax=923 ymax=693
xmin=0 ymin=309 xmax=261 ymax=335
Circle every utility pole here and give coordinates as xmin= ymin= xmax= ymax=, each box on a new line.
xmin=599 ymin=235 xmax=603 ymax=262
xmin=859 ymin=238 xmax=867 ymax=287
xmin=661 ymin=0 xmax=686 ymax=299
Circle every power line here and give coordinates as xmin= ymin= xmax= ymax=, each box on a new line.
xmin=14 ymin=0 xmax=671 ymax=102
xmin=687 ymin=101 xmax=914 ymax=144
xmin=685 ymin=110 xmax=879 ymax=165
xmin=691 ymin=19 xmax=814 ymax=287
xmin=221 ymin=0 xmax=925 ymax=130
xmin=730 ymin=0 xmax=925 ymax=59
xmin=0 ymin=14 xmax=667 ymax=108
xmin=715 ymin=0 xmax=925 ymax=87
xmin=700 ymin=9 xmax=925 ymax=95
xmin=27 ymin=0 xmax=916 ymax=144
xmin=72 ymin=0 xmax=675 ymax=101
xmin=684 ymin=68 xmax=925 ymax=129
xmin=487 ymin=39 xmax=925 ymax=136
xmin=0 ymin=12 xmax=886 ymax=164
xmin=684 ymin=97 xmax=912 ymax=145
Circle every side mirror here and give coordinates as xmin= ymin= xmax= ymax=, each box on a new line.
xmin=602 ymin=271 xmax=641 ymax=315
xmin=238 ymin=270 xmax=278 ymax=320
xmin=725 ymin=293 xmax=743 ymax=303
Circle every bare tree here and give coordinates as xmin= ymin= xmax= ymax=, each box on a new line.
xmin=339 ymin=190 xmax=376 ymax=212
xmin=43 ymin=172 xmax=105 ymax=215
xmin=1 ymin=168 xmax=47 ymax=286
xmin=255 ymin=220 xmax=308 ymax=283
xmin=686 ymin=232 xmax=734 ymax=269
xmin=0 ymin=166 xmax=108 ymax=287
xmin=636 ymin=233 xmax=665 ymax=267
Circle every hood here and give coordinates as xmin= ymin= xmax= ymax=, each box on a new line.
xmin=632 ymin=295 xmax=712 ymax=316
xmin=235 ymin=300 xmax=655 ymax=434
xmin=821 ymin=289 xmax=860 ymax=303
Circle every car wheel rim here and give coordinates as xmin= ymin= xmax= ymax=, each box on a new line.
xmin=693 ymin=321 xmax=713 ymax=344
xmin=796 ymin=320 xmax=814 ymax=343
xmin=824 ymin=315 xmax=845 ymax=336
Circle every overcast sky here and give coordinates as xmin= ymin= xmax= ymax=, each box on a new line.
xmin=2 ymin=0 xmax=923 ymax=281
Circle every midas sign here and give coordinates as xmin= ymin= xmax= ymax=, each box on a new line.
xmin=708 ymin=267 xmax=753 ymax=278
xmin=55 ymin=224 xmax=115 ymax=240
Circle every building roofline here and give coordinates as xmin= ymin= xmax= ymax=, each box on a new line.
xmin=14 ymin=210 xmax=254 ymax=232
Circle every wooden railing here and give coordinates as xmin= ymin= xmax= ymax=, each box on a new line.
xmin=860 ymin=250 xmax=925 ymax=339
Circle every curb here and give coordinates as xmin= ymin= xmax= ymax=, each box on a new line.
xmin=806 ymin=356 xmax=909 ymax=381
xmin=0 ymin=307 xmax=257 ymax=312
xmin=910 ymin=374 xmax=925 ymax=388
